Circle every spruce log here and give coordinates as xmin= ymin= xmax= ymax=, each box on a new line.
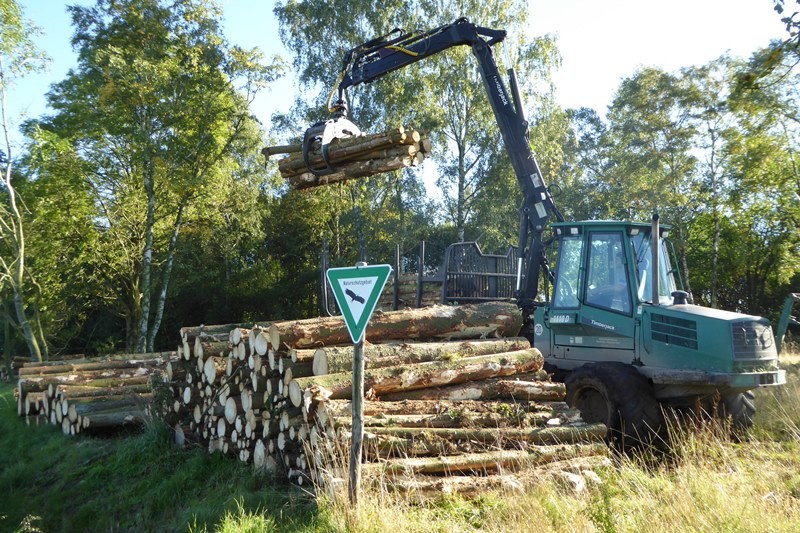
xmin=378 ymin=455 xmax=612 ymax=498
xmin=18 ymin=375 xmax=151 ymax=396
xmin=18 ymin=351 xmax=175 ymax=370
xmin=202 ymin=357 xmax=227 ymax=385
xmin=361 ymin=443 xmax=608 ymax=476
xmin=362 ymin=424 xmax=607 ymax=446
xmin=311 ymin=337 xmax=531 ymax=375
xmin=273 ymin=302 xmax=522 ymax=349
xmin=66 ymin=396 xmax=150 ymax=416
xmin=377 ymin=373 xmax=560 ymax=402
xmin=328 ymin=405 xmax=581 ymax=430
xmin=194 ymin=340 xmax=228 ymax=362
xmin=288 ymin=348 xmax=542 ymax=408
xmin=83 ymin=408 xmax=148 ymax=430
xmin=49 ymin=383 xmax=152 ymax=398
xmin=180 ymin=324 xmax=252 ymax=344
xmin=18 ymin=357 xmax=170 ymax=377
xmin=277 ymin=127 xmax=418 ymax=174
xmin=319 ymin=398 xmax=573 ymax=419
xmin=280 ymin=143 xmax=424 ymax=179
xmin=287 ymin=153 xmax=424 ymax=190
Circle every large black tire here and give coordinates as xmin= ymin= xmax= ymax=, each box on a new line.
xmin=565 ymin=362 xmax=665 ymax=450
xmin=721 ymin=391 xmax=756 ymax=431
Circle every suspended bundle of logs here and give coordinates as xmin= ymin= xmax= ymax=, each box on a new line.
xmin=161 ymin=301 xmax=608 ymax=494
xmin=14 ymin=351 xmax=175 ymax=436
xmin=263 ymin=127 xmax=431 ymax=190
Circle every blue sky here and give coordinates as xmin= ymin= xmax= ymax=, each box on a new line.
xmin=4 ymin=0 xmax=790 ymax=153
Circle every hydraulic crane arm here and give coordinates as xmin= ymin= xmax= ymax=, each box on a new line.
xmin=329 ymin=18 xmax=565 ymax=315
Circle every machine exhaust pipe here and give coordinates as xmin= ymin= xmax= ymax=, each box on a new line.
xmin=651 ymin=213 xmax=660 ymax=305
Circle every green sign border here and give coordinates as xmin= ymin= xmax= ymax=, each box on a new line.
xmin=326 ymin=264 xmax=392 ymax=344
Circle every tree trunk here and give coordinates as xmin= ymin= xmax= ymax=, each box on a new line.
xmin=328 ymin=405 xmax=581 ymax=430
xmin=361 ymin=443 xmax=608 ymax=476
xmin=310 ymin=337 xmax=531 ymax=375
xmin=319 ymin=398 xmax=569 ymax=418
xmin=2 ymin=99 xmax=42 ymax=362
xmin=276 ymin=128 xmax=421 ymax=176
xmin=288 ymin=348 xmax=542 ymax=407
xmin=18 ymin=357 xmax=170 ymax=376
xmin=135 ymin=165 xmax=157 ymax=353
xmin=377 ymin=375 xmax=561 ymax=402
xmin=287 ymin=153 xmax=425 ymax=190
xmin=273 ymin=301 xmax=523 ymax=349
xmin=361 ymin=423 xmax=607 ymax=446
xmin=148 ymin=197 xmax=186 ymax=351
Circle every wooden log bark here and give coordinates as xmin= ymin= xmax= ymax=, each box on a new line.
xmin=18 ymin=351 xmax=176 ymax=370
xmin=362 ymin=423 xmax=607 ymax=446
xmin=287 ymin=152 xmax=425 ymax=190
xmin=180 ymin=324 xmax=256 ymax=345
xmin=310 ymin=337 xmax=531 ymax=375
xmin=361 ymin=443 xmax=608 ymax=476
xmin=288 ymin=348 xmax=542 ymax=408
xmin=18 ymin=356 xmax=172 ymax=377
xmin=83 ymin=408 xmax=147 ymax=430
xmin=47 ymin=383 xmax=152 ymax=398
xmin=194 ymin=340 xmax=228 ymax=361
xmin=274 ymin=301 xmax=522 ymax=349
xmin=18 ymin=375 xmax=152 ymax=396
xmin=377 ymin=457 xmax=611 ymax=498
xmin=319 ymin=398 xmax=568 ymax=418
xmin=377 ymin=373 xmax=561 ymax=402
xmin=66 ymin=396 xmax=150 ymax=417
xmin=279 ymin=134 xmax=422 ymax=178
xmin=277 ymin=127 xmax=418 ymax=174
xmin=328 ymin=404 xmax=581 ymax=430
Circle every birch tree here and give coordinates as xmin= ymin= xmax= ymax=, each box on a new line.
xmin=0 ymin=0 xmax=49 ymax=361
xmin=39 ymin=0 xmax=282 ymax=351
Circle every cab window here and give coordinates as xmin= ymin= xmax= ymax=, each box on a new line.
xmin=552 ymin=235 xmax=582 ymax=308
xmin=585 ymin=232 xmax=631 ymax=314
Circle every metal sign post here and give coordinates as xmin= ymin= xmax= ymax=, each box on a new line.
xmin=349 ymin=335 xmax=365 ymax=505
xmin=325 ymin=262 xmax=392 ymax=506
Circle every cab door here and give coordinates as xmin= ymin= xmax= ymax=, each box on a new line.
xmin=548 ymin=231 xmax=636 ymax=364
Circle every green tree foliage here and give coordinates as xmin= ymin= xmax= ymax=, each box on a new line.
xmin=562 ymin=50 xmax=800 ymax=316
xmin=30 ymin=0 xmax=282 ymax=352
xmin=736 ymin=0 xmax=800 ymax=94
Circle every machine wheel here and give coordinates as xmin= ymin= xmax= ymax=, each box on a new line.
xmin=565 ymin=362 xmax=665 ymax=450
xmin=721 ymin=391 xmax=756 ymax=431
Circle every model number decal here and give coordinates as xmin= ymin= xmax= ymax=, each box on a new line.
xmin=550 ymin=314 xmax=573 ymax=324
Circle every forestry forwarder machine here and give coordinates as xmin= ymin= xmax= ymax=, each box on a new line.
xmin=306 ymin=18 xmax=787 ymax=446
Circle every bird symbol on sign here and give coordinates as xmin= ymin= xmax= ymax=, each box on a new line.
xmin=345 ymin=288 xmax=366 ymax=304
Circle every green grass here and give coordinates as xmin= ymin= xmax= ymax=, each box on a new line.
xmin=0 ymin=384 xmax=321 ymax=532
xmin=3 ymin=355 xmax=800 ymax=532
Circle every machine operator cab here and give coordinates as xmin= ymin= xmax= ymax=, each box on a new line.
xmin=534 ymin=220 xmax=679 ymax=369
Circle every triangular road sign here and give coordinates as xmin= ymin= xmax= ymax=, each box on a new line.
xmin=326 ymin=264 xmax=392 ymax=344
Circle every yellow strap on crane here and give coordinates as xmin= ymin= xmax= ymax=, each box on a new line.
xmin=386 ymin=44 xmax=419 ymax=56
xmin=326 ymin=70 xmax=347 ymax=112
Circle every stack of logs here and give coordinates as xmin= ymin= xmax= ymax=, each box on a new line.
xmin=166 ymin=302 xmax=609 ymax=495
xmin=14 ymin=351 xmax=174 ymax=435
xmin=265 ymin=127 xmax=431 ymax=190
